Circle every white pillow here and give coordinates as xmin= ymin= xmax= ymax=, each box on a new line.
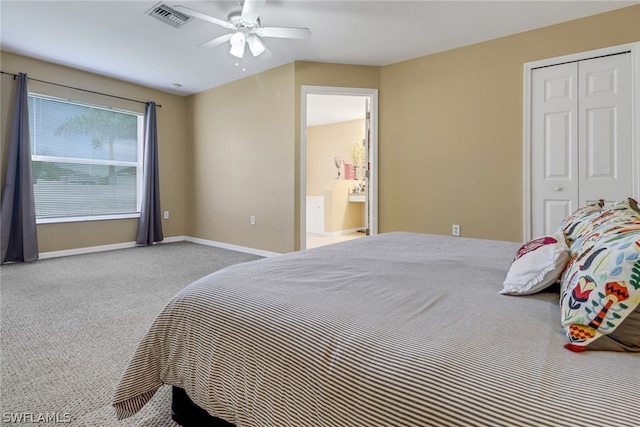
xmin=500 ymin=231 xmax=569 ymax=296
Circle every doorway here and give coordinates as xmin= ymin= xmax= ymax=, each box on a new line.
xmin=301 ymin=86 xmax=378 ymax=250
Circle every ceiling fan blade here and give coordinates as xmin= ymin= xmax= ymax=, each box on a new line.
xmin=241 ymin=0 xmax=266 ymax=24
xmin=172 ymin=4 xmax=235 ymax=29
xmin=198 ymin=33 xmax=233 ymax=48
xmin=258 ymin=26 xmax=311 ymax=39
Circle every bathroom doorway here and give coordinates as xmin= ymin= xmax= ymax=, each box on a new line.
xmin=301 ymin=86 xmax=378 ymax=250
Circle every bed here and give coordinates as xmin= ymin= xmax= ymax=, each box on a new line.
xmin=113 ymin=230 xmax=639 ymax=427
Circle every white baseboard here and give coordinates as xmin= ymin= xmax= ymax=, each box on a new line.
xmin=312 ymin=227 xmax=363 ymax=237
xmin=184 ymin=236 xmax=281 ymax=258
xmin=38 ymin=236 xmax=185 ymax=259
xmin=39 ymin=241 xmax=138 ymax=259
xmin=38 ymin=236 xmax=280 ymax=260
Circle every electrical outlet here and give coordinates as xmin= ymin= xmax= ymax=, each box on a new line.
xmin=163 ymin=211 xmax=169 ymax=219
xmin=250 ymin=215 xmax=256 ymax=225
xmin=452 ymin=224 xmax=460 ymax=236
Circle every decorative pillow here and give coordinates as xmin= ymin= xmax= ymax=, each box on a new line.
xmin=583 ymin=306 xmax=640 ymax=352
xmin=560 ymin=198 xmax=640 ymax=352
xmin=559 ymin=199 xmax=604 ymax=250
xmin=500 ymin=231 xmax=569 ymax=295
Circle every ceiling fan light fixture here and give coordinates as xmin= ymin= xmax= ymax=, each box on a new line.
xmin=229 ymin=31 xmax=246 ymax=58
xmin=247 ymin=35 xmax=266 ymax=57
xmin=176 ymin=2 xmax=311 ymax=60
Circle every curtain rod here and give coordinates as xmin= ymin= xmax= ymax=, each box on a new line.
xmin=0 ymin=70 xmax=161 ymax=108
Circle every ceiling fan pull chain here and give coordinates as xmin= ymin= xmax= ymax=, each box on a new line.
xmin=235 ymin=57 xmax=247 ymax=73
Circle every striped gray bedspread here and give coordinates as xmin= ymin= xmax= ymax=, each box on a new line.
xmin=113 ymin=232 xmax=639 ymax=426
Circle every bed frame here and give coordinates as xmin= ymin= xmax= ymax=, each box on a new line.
xmin=172 ymin=387 xmax=234 ymax=427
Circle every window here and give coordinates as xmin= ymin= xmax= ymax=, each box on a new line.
xmin=28 ymin=94 xmax=143 ymax=223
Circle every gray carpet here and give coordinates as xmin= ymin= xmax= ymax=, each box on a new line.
xmin=0 ymin=242 xmax=263 ymax=426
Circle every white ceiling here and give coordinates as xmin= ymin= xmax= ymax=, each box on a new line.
xmin=306 ymin=94 xmax=367 ymax=127
xmin=1 ymin=1 xmax=637 ymax=125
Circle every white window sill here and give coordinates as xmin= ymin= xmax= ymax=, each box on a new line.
xmin=36 ymin=213 xmax=140 ymax=224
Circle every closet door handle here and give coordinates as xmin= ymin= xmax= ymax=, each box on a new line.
xmin=554 ymin=186 xmax=562 ymax=191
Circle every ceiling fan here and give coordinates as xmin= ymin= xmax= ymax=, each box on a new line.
xmin=173 ymin=0 xmax=311 ymax=59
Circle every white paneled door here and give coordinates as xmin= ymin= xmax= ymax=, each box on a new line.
xmin=531 ymin=52 xmax=632 ymax=237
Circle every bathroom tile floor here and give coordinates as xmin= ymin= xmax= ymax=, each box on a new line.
xmin=305 ymin=231 xmax=365 ymax=249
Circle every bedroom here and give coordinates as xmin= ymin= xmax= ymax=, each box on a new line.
xmin=0 ymin=2 xmax=638 ymax=256
xmin=1 ymin=1 xmax=639 ymax=426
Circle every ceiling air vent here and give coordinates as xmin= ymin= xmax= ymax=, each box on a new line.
xmin=146 ymin=2 xmax=192 ymax=28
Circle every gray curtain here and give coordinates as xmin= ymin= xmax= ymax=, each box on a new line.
xmin=1 ymin=73 xmax=38 ymax=263
xmin=136 ymin=102 xmax=163 ymax=245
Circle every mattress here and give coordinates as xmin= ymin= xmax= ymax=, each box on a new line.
xmin=113 ymin=232 xmax=639 ymax=426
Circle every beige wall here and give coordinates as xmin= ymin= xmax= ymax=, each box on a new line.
xmin=324 ymin=179 xmax=365 ymax=233
xmin=0 ymin=52 xmax=187 ymax=253
xmin=185 ymin=64 xmax=296 ymax=254
xmin=379 ymin=5 xmax=640 ymax=242
xmin=306 ymin=119 xmax=366 ymax=196
xmin=186 ymin=62 xmax=380 ymax=254
xmin=185 ymin=61 xmax=378 ymax=253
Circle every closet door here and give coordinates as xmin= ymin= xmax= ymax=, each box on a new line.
xmin=531 ymin=63 xmax=579 ymax=237
xmin=578 ymin=54 xmax=632 ymax=206
xmin=530 ymin=53 xmax=632 ymax=237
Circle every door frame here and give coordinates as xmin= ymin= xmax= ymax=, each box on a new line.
xmin=300 ymin=85 xmax=379 ymax=250
xmin=522 ymin=42 xmax=640 ymax=241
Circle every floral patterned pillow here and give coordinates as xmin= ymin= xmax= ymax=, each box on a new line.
xmin=560 ymin=198 xmax=640 ymax=352
xmin=559 ymin=199 xmax=604 ymax=251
